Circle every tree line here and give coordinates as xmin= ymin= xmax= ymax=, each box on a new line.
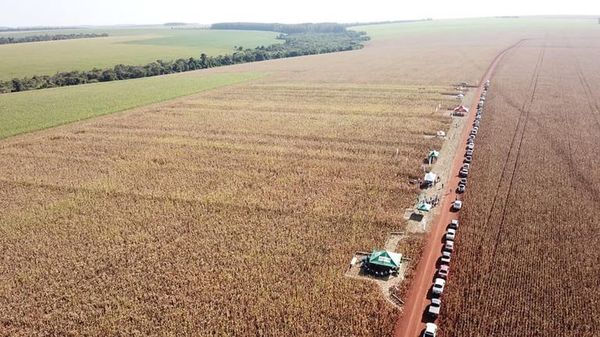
xmin=0 ymin=26 xmax=84 ymax=32
xmin=0 ymin=31 xmax=369 ymax=94
xmin=211 ymin=22 xmax=347 ymax=34
xmin=0 ymin=33 xmax=109 ymax=45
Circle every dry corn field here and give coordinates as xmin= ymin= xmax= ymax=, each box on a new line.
xmin=0 ymin=79 xmax=456 ymax=335
xmin=441 ymin=34 xmax=600 ymax=336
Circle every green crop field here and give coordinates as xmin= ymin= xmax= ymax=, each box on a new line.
xmin=0 ymin=71 xmax=265 ymax=139
xmin=0 ymin=28 xmax=280 ymax=79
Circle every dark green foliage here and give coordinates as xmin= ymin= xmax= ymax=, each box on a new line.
xmin=211 ymin=22 xmax=347 ymax=34
xmin=0 ymin=26 xmax=83 ymax=32
xmin=163 ymin=22 xmax=189 ymax=26
xmin=0 ymin=31 xmax=369 ymax=94
xmin=0 ymin=33 xmax=109 ymax=45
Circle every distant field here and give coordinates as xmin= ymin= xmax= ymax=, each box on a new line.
xmin=0 ymin=71 xmax=264 ymax=139
xmin=0 ymin=28 xmax=280 ymax=79
xmin=351 ymin=17 xmax=595 ymax=40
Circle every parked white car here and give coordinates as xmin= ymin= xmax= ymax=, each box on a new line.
xmin=446 ymin=228 xmax=456 ymax=241
xmin=449 ymin=219 xmax=459 ymax=230
xmin=452 ymin=200 xmax=463 ymax=211
xmin=441 ymin=250 xmax=451 ymax=265
xmin=423 ymin=323 xmax=438 ymax=337
xmin=432 ymin=278 xmax=446 ymax=296
xmin=438 ymin=264 xmax=450 ymax=279
xmin=428 ymin=298 xmax=442 ymax=317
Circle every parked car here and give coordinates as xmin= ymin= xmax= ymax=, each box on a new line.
xmin=432 ymin=278 xmax=446 ymax=296
xmin=445 ymin=240 xmax=455 ymax=251
xmin=446 ymin=228 xmax=456 ymax=241
xmin=459 ymin=167 xmax=469 ymax=177
xmin=441 ymin=250 xmax=451 ymax=265
xmin=438 ymin=264 xmax=450 ymax=279
xmin=423 ymin=323 xmax=438 ymax=337
xmin=466 ymin=143 xmax=475 ymax=150
xmin=448 ymin=219 xmax=459 ymax=230
xmin=466 ymin=149 xmax=474 ymax=156
xmin=470 ymin=129 xmax=477 ymax=136
xmin=428 ymin=298 xmax=442 ymax=317
xmin=456 ymin=183 xmax=466 ymax=193
xmin=459 ymin=177 xmax=468 ymax=185
xmin=464 ymin=156 xmax=472 ymax=163
xmin=452 ymin=199 xmax=463 ymax=211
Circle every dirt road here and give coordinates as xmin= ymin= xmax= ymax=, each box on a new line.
xmin=392 ymin=40 xmax=525 ymax=337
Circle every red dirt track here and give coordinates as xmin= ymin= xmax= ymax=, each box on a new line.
xmin=393 ymin=40 xmax=525 ymax=337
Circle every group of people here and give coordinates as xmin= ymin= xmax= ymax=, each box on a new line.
xmin=418 ymin=194 xmax=441 ymax=207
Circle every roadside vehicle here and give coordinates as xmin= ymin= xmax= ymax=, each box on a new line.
xmin=423 ymin=323 xmax=438 ymax=337
xmin=446 ymin=228 xmax=456 ymax=241
xmin=456 ymin=183 xmax=466 ymax=193
xmin=459 ymin=177 xmax=467 ymax=185
xmin=448 ymin=219 xmax=459 ymax=230
xmin=464 ymin=155 xmax=472 ymax=163
xmin=466 ymin=149 xmax=474 ymax=156
xmin=428 ymin=298 xmax=442 ymax=317
xmin=452 ymin=199 xmax=463 ymax=211
xmin=445 ymin=240 xmax=455 ymax=251
xmin=459 ymin=167 xmax=469 ymax=177
xmin=441 ymin=250 xmax=451 ymax=264
xmin=466 ymin=143 xmax=475 ymax=150
xmin=432 ymin=278 xmax=446 ymax=296
xmin=438 ymin=264 xmax=450 ymax=279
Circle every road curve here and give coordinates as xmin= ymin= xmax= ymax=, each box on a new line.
xmin=392 ymin=39 xmax=526 ymax=337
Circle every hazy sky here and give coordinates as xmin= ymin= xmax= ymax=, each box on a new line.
xmin=2 ymin=0 xmax=599 ymax=27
